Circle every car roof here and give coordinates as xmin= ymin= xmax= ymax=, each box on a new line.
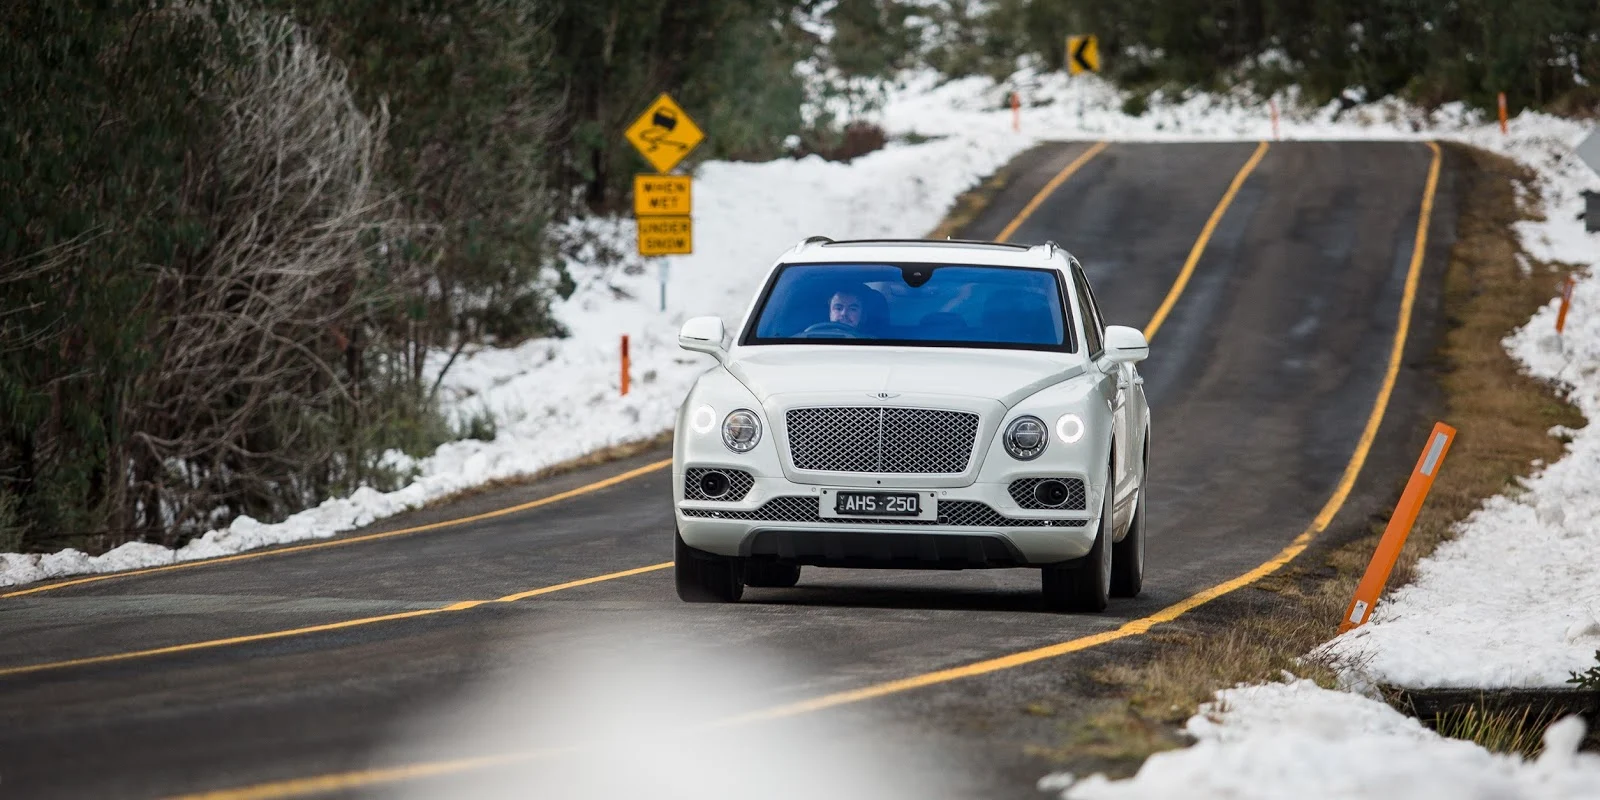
xmin=781 ymin=237 xmax=1077 ymax=269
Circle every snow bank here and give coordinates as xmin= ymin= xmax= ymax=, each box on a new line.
xmin=1045 ymin=680 xmax=1600 ymax=800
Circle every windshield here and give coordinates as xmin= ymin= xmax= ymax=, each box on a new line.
xmin=744 ymin=263 xmax=1073 ymax=350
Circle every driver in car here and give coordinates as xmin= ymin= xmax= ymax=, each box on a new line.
xmin=828 ymin=289 xmax=864 ymax=330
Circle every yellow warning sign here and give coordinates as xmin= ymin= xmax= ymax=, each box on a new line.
xmin=624 ymin=93 xmax=704 ymax=174
xmin=634 ymin=174 xmax=692 ymax=216
xmin=1067 ymin=35 xmax=1100 ymax=75
xmin=638 ymin=216 xmax=692 ymax=256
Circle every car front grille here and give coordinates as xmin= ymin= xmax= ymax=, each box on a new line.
xmin=680 ymin=496 xmax=1085 ymax=528
xmin=784 ymin=407 xmax=979 ymax=474
xmin=1008 ymin=477 xmax=1088 ymax=510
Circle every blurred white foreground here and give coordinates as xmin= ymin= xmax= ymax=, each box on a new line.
xmin=381 ymin=620 xmax=952 ymax=800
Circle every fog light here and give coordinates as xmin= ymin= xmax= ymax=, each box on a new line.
xmin=698 ymin=470 xmax=731 ymax=499
xmin=1033 ymin=479 xmax=1071 ymax=508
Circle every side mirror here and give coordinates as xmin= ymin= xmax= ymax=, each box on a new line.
xmin=1103 ymin=325 xmax=1149 ymax=364
xmin=678 ymin=316 xmax=726 ymax=362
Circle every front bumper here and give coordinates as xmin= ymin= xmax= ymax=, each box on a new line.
xmin=675 ymin=473 xmax=1100 ymax=567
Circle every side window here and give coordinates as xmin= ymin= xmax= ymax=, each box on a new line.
xmin=1072 ymin=266 xmax=1104 ymax=357
xmin=1079 ymin=266 xmax=1108 ymax=339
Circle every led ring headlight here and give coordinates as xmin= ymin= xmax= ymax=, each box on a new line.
xmin=1004 ymin=415 xmax=1048 ymax=460
xmin=690 ymin=405 xmax=716 ymax=434
xmin=1055 ymin=413 xmax=1085 ymax=444
xmin=721 ymin=409 xmax=762 ymax=453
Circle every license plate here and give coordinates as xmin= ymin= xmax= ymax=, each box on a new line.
xmin=833 ymin=491 xmax=920 ymax=516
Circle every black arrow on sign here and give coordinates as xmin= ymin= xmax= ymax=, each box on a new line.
xmin=1072 ymin=38 xmax=1095 ymax=73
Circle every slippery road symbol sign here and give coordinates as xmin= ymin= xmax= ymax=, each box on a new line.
xmin=625 ymin=93 xmax=705 ymax=174
xmin=1067 ymin=35 xmax=1100 ymax=75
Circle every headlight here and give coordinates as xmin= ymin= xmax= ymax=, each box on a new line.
xmin=721 ymin=409 xmax=762 ymax=453
xmin=1004 ymin=415 xmax=1048 ymax=460
xmin=1055 ymin=413 xmax=1085 ymax=444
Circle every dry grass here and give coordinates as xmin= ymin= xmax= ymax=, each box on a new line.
xmin=1048 ymin=144 xmax=1586 ymax=759
xmin=1430 ymin=701 xmax=1564 ymax=759
xmin=1025 ymin=703 xmax=1189 ymax=777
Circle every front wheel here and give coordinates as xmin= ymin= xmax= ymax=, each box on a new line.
xmin=675 ymin=530 xmax=744 ymax=603
xmin=1110 ymin=484 xmax=1145 ymax=598
xmin=1041 ymin=465 xmax=1114 ymax=612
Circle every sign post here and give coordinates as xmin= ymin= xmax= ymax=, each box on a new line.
xmin=1575 ymin=130 xmax=1600 ymax=232
xmin=1339 ymin=422 xmax=1456 ymax=632
xmin=625 ymin=93 xmax=704 ymax=309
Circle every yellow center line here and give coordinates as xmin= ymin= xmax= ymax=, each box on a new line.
xmin=994 ymin=141 xmax=1109 ymax=242
xmin=176 ymin=140 xmax=1445 ymax=800
xmin=3 ymin=459 xmax=673 ymax=598
xmin=0 ymin=562 xmax=672 ymax=679
xmin=495 ymin=562 xmax=671 ymax=602
xmin=1143 ymin=141 xmax=1271 ymax=341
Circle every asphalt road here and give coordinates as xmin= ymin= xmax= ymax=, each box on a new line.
xmin=0 ymin=141 xmax=1459 ymax=800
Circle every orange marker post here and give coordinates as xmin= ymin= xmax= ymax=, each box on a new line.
xmin=1340 ymin=422 xmax=1457 ymax=632
xmin=1498 ymin=92 xmax=1508 ymax=135
xmin=1269 ymin=98 xmax=1280 ymax=141
xmin=1556 ymin=275 xmax=1577 ymax=335
xmin=1011 ymin=91 xmax=1020 ymax=132
xmin=620 ymin=334 xmax=631 ymax=396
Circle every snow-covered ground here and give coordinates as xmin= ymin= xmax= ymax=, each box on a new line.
xmin=1045 ymin=679 xmax=1600 ymax=800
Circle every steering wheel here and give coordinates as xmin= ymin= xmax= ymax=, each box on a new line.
xmin=798 ymin=321 xmax=863 ymax=338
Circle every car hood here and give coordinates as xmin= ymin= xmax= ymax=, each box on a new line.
xmin=725 ymin=347 xmax=1083 ymax=408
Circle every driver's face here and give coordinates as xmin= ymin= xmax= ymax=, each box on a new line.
xmin=829 ymin=293 xmax=863 ymax=327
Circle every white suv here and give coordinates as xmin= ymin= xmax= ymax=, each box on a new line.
xmin=672 ymin=237 xmax=1151 ymax=611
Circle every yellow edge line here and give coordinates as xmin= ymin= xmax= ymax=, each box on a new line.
xmin=173 ymin=141 xmax=1445 ymax=800
xmin=1143 ymin=141 xmax=1270 ymax=341
xmin=0 ymin=563 xmax=673 ymax=678
xmin=2 ymin=459 xmax=673 ymax=599
xmin=994 ymin=141 xmax=1109 ymax=242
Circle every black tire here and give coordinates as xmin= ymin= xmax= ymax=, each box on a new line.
xmin=1110 ymin=483 xmax=1145 ymax=598
xmin=743 ymin=562 xmax=802 ymax=588
xmin=675 ymin=530 xmax=744 ymax=603
xmin=1041 ymin=460 xmax=1114 ymax=613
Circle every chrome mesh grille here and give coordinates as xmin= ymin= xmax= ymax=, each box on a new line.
xmin=680 ymin=497 xmax=1084 ymax=527
xmin=1008 ymin=478 xmax=1088 ymax=510
xmin=784 ymin=407 xmax=978 ymax=474
xmin=683 ymin=469 xmax=754 ymax=502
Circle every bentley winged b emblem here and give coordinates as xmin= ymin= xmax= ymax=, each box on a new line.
xmin=870 ymin=392 xmax=900 ymax=400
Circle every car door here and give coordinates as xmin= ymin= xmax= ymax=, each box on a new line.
xmin=1074 ymin=264 xmax=1133 ymax=532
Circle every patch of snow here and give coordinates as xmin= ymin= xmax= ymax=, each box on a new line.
xmin=1050 ymin=679 xmax=1600 ymax=799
